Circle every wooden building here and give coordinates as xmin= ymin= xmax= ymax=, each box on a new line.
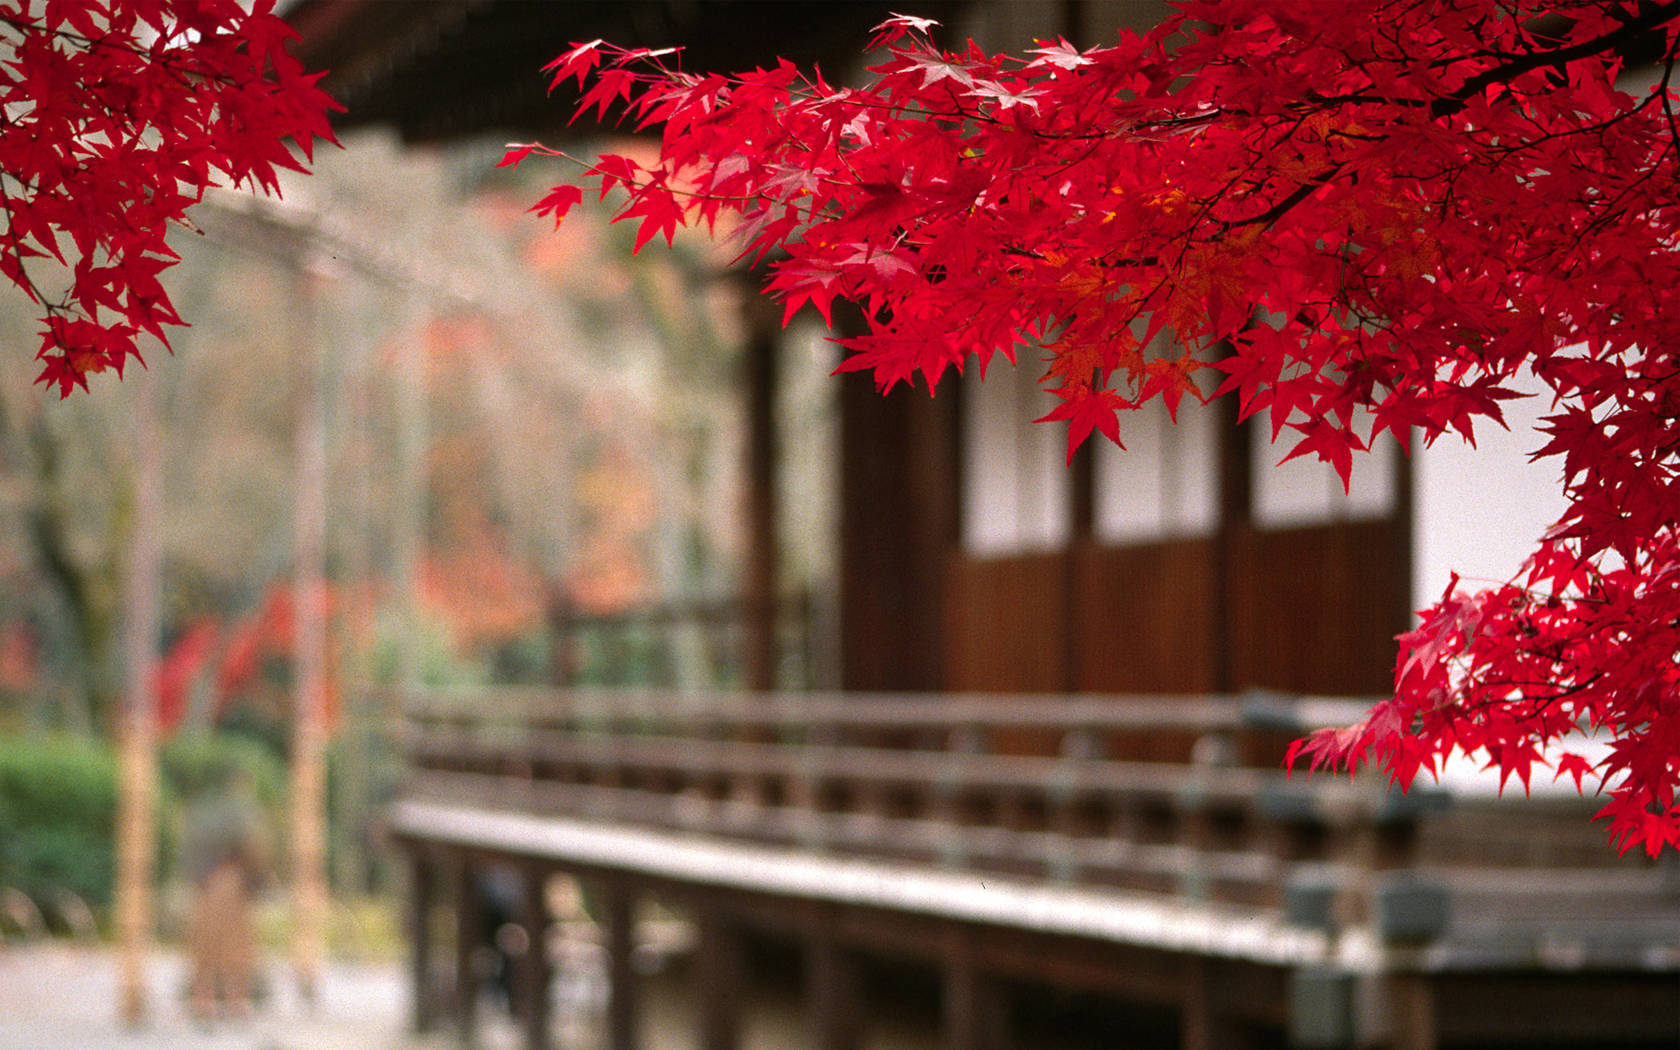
xmin=285 ymin=0 xmax=1432 ymax=701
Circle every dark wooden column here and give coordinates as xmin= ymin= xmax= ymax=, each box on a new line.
xmin=1390 ymin=432 xmax=1416 ymax=648
xmin=408 ymin=849 xmax=441 ymax=1033
xmin=1212 ymin=382 xmax=1254 ymax=694
xmin=807 ymin=932 xmax=863 ymax=1050
xmin=837 ymin=304 xmax=962 ymax=691
xmin=742 ymin=284 xmax=781 ymax=692
xmin=1062 ymin=438 xmax=1096 ymax=692
xmin=696 ymin=911 xmax=748 ymax=1050
xmin=452 ymin=856 xmax=481 ymax=1049
xmin=601 ymin=880 xmax=639 ymax=1050
xmin=517 ymin=863 xmax=552 ymax=1050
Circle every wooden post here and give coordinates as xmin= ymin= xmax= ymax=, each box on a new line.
xmin=942 ymin=928 xmax=1007 ymax=1050
xmin=453 ymin=857 xmax=481 ymax=1049
xmin=696 ymin=909 xmax=747 ymax=1050
xmin=836 ymin=303 xmax=961 ymax=692
xmin=602 ymin=881 xmax=639 ymax=1050
xmin=1181 ymin=960 xmax=1211 ymax=1050
xmin=807 ymin=932 xmax=863 ymax=1050
xmin=1212 ymin=367 xmax=1253 ymax=694
xmin=114 ymin=369 xmax=161 ymax=1027
xmin=518 ymin=864 xmax=552 ymax=1050
xmin=1391 ymin=975 xmax=1438 ymax=1050
xmin=743 ymin=283 xmax=779 ymax=692
xmin=1182 ymin=957 xmax=1254 ymax=1050
xmin=409 ymin=851 xmax=440 ymax=1033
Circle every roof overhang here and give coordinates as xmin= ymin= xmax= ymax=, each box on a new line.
xmin=286 ymin=0 xmax=975 ymax=142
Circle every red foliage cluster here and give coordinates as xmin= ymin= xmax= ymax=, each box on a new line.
xmin=508 ymin=2 xmax=1680 ymax=853
xmin=0 ymin=0 xmax=337 ymax=394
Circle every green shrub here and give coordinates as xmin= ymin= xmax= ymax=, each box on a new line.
xmin=0 ymin=730 xmax=293 ymax=921
xmin=0 ymin=735 xmax=117 ymax=909
xmin=0 ymin=728 xmax=391 ymax=928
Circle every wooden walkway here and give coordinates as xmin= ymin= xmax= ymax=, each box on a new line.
xmin=389 ymin=688 xmax=1680 ymax=1050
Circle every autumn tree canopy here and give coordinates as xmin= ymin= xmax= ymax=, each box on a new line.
xmin=506 ymin=1 xmax=1680 ymax=854
xmin=0 ymin=0 xmax=336 ymax=395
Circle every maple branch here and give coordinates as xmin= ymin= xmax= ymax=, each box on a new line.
xmin=0 ymin=13 xmax=233 ymax=88
xmin=1480 ymin=86 xmax=1665 ymax=158
xmin=1439 ymin=1 xmax=1680 ymax=116
xmin=1223 ymin=10 xmax=1680 ymax=236
xmin=1662 ymin=55 xmax=1680 ymax=163
xmin=1300 ymin=2 xmax=1680 ymax=118
xmin=0 ymin=173 xmax=52 ymax=312
xmin=1222 ymin=162 xmax=1346 ymax=233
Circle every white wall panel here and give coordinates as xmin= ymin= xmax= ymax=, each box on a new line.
xmin=1413 ymin=370 xmax=1568 ymax=607
xmin=961 ymin=362 xmax=1070 ymax=556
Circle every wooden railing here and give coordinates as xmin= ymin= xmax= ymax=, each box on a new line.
xmin=397 ymin=688 xmax=1505 ymax=940
xmin=549 ymin=592 xmax=821 ymax=690
xmin=392 ymin=687 xmax=1680 ymax=1050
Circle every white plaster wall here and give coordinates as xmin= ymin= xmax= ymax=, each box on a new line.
xmin=1252 ymin=409 xmax=1398 ymax=529
xmin=1094 ymin=394 xmax=1218 ymax=543
xmin=1412 ymin=371 xmax=1569 ymax=608
xmin=961 ymin=361 xmax=1070 ymax=556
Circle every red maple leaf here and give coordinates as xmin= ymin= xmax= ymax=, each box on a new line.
xmin=1037 ymin=387 xmax=1127 ymax=463
xmin=1 ymin=0 xmax=339 ymax=395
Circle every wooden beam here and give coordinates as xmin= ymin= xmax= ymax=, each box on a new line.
xmin=1062 ymin=440 xmax=1095 ymax=694
xmin=1390 ymin=430 xmax=1416 ymax=653
xmin=289 ymin=267 xmax=330 ymax=1004
xmin=114 ymin=370 xmax=162 ymax=1028
xmin=975 ymin=931 xmax=1186 ymax=1005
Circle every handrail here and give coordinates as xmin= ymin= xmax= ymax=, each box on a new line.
xmin=392 ymin=686 xmax=1677 ymax=963
xmin=395 ymin=688 xmax=1419 ymax=927
xmin=389 ymin=685 xmax=1375 ymax=738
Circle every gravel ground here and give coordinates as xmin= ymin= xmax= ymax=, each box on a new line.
xmin=0 ymin=941 xmax=948 ymax=1050
xmin=0 ymin=943 xmax=439 ymax=1050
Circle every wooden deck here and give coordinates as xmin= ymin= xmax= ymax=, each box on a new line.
xmin=390 ymin=688 xmax=1680 ymax=1050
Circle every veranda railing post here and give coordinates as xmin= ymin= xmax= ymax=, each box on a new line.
xmin=517 ymin=861 xmax=553 ymax=1050
xmin=601 ymin=876 xmax=640 ymax=1050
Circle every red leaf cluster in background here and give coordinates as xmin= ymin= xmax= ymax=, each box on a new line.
xmin=509 ymin=2 xmax=1680 ymax=853
xmin=0 ymin=0 xmax=337 ymax=394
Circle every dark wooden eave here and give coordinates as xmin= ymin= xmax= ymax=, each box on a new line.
xmin=286 ymin=0 xmax=975 ymax=143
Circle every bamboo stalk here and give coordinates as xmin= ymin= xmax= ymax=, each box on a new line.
xmin=115 ymin=370 xmax=161 ymax=1027
xmin=290 ymin=262 xmax=330 ymax=1004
